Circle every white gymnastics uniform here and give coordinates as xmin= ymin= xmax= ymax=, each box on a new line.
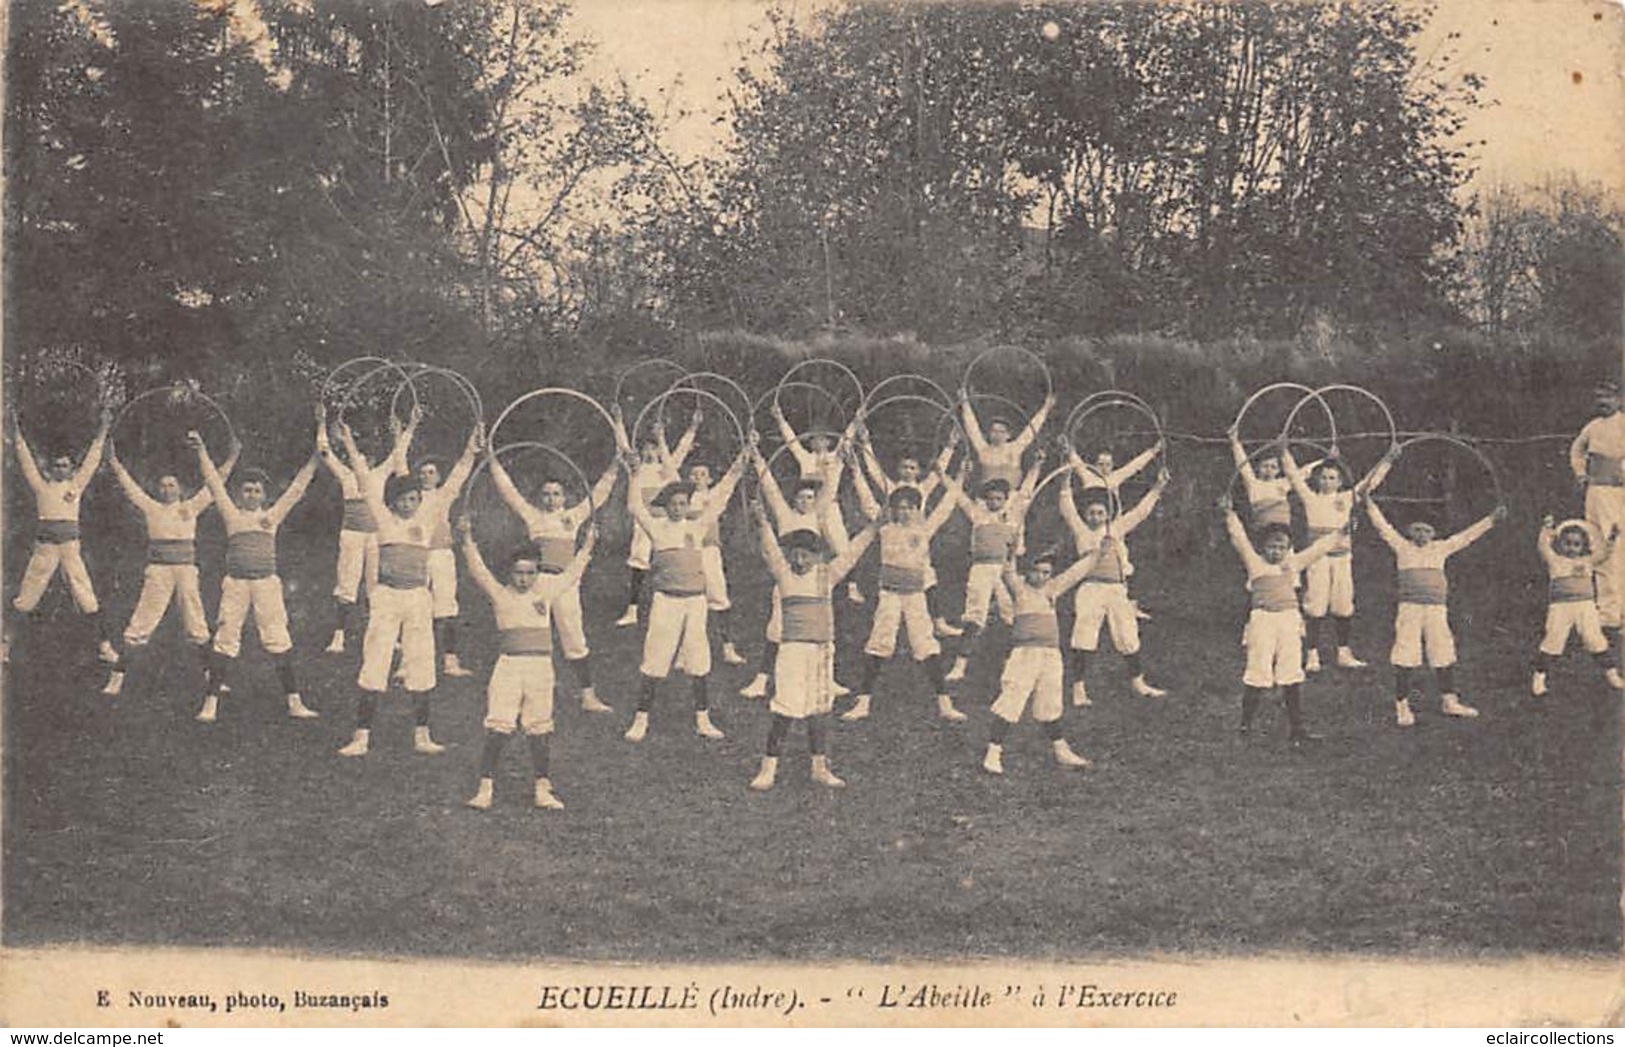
xmin=1368 ymin=509 xmax=1494 ymax=669
xmin=465 ymin=545 xmax=580 ymax=736
xmin=772 ymin=576 xmax=839 ymax=720
xmin=639 ymin=515 xmax=712 ymax=679
xmin=992 ymin=581 xmax=1067 ymax=726
xmin=1540 ymin=544 xmax=1610 ymax=657
xmin=518 ymin=503 xmax=594 ymax=660
xmin=962 ymin=499 xmax=1023 ymax=628
xmin=13 ymin=436 xmax=104 ymax=615
xmin=358 ymin=484 xmax=456 ymax=693
xmin=1069 ymin=531 xmax=1140 ymax=655
xmin=1299 ymin=489 xmax=1356 ymax=618
xmin=211 ymin=466 xmax=316 ymax=660
xmin=864 ymin=524 xmax=943 ymax=661
xmin=626 ymin=461 xmax=679 ymax=571
xmin=687 ymin=485 xmax=733 ymax=613
xmin=1571 ymin=414 xmax=1625 ymax=628
xmin=120 ymin=483 xmax=215 ymax=646
xmin=324 ymin=457 xmax=380 ymax=604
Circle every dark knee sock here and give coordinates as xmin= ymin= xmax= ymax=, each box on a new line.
xmin=1304 ymin=616 xmax=1324 ymax=653
xmin=1124 ymin=651 xmax=1145 ymax=677
xmin=1592 ymin=649 xmax=1618 ymax=671
xmin=441 ymin=618 xmax=459 ymax=656
xmin=275 ymin=653 xmax=299 ymax=695
xmin=691 ymin=675 xmax=710 ymax=712
xmin=860 ymin=653 xmax=883 ymax=693
xmin=807 ymin=716 xmax=827 ymax=755
xmin=757 ymin=641 xmax=779 ymax=677
xmin=765 ymin=713 xmax=790 ymax=757
xmin=412 ymin=692 xmax=431 ymax=728
xmin=567 ymin=656 xmax=593 ymax=691
xmin=334 ymin=598 xmax=354 ymax=635
xmin=1533 ymin=651 xmax=1556 ymax=673
xmin=357 ymin=692 xmax=379 ymax=730
xmin=1435 ymin=666 xmax=1456 ymax=694
xmin=925 ymin=587 xmax=941 ymax=619
xmin=923 ymin=653 xmax=948 ymax=692
xmin=989 ymin=718 xmax=1012 ymax=746
xmin=714 ymin=609 xmax=733 ymax=645
xmin=88 ymin=610 xmax=111 ymax=642
xmin=1334 ymin=615 xmax=1353 ymax=647
xmin=193 ymin=642 xmax=210 ymax=687
xmin=1042 ymin=719 xmax=1065 ymax=742
xmin=209 ymin=651 xmax=232 ymax=694
xmin=1241 ymin=685 xmax=1264 ymax=729
xmin=527 ymin=734 xmax=551 ymax=778
xmin=1395 ymin=667 xmax=1416 ymax=700
xmin=638 ymin=675 xmax=658 ymax=713
xmin=1282 ymin=684 xmax=1308 ymax=736
xmin=477 ymin=731 xmax=507 ymax=779
xmin=627 ymin=569 xmax=646 ymax=608
xmin=1070 ymin=649 xmax=1091 ymax=678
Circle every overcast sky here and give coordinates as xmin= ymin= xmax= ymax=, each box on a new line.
xmin=568 ymin=0 xmax=1625 ymax=199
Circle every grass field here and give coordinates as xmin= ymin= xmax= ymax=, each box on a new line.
xmin=3 ymin=483 xmax=1620 ymax=963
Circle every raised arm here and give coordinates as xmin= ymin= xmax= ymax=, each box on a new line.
xmin=848 ymin=455 xmax=881 ymax=520
xmin=1011 ymin=393 xmax=1055 ymax=454
xmin=752 ymin=501 xmax=792 ymax=589
xmin=1537 ymin=517 xmax=1560 ymax=568
xmin=1592 ymin=527 xmax=1619 ymax=569
xmin=550 ymin=524 xmax=596 ymax=594
xmin=668 ymin=409 xmax=701 ymax=470
xmin=457 ymin=520 xmax=504 ymax=600
xmin=827 ymin=516 xmax=880 ymax=584
xmin=1289 ymin=526 xmax=1351 ymax=572
xmin=382 ymin=410 xmax=417 ymax=478
xmin=108 ymin=453 xmax=157 ymax=512
xmin=924 ymin=465 xmax=968 ymax=535
xmin=1048 ymin=545 xmax=1106 ymax=597
xmin=772 ymin=404 xmax=816 ymax=474
xmin=439 ymin=425 xmax=484 ymax=501
xmin=624 ymin=458 xmax=661 ymax=536
xmin=920 ymin=431 xmax=957 ymax=497
xmin=752 ymin=448 xmax=792 ymax=526
xmin=190 ymin=431 xmax=233 ymax=511
xmin=1110 ymin=441 xmax=1161 ymax=487
xmin=1058 ymin=474 xmax=1084 ymax=537
xmin=586 ymin=459 xmax=620 ymax=512
xmin=487 ymin=452 xmax=537 ymax=519
xmin=72 ymin=408 xmax=112 ymax=487
xmin=959 ymin=393 xmax=988 ymax=455
xmin=1221 ymin=503 xmax=1261 ymax=566
xmin=1363 ymin=497 xmax=1405 ymax=552
xmin=1281 ymin=448 xmax=1315 ymax=502
xmin=1437 ymin=509 xmax=1501 ymax=557
xmin=1229 ymin=430 xmax=1252 ymax=474
xmin=696 ymin=448 xmax=749 ymax=532
xmin=339 ymin=424 xmax=375 ymax=485
xmin=859 ymin=435 xmax=893 ymax=495
xmin=13 ymin=426 xmax=44 ymax=492
xmin=270 ymin=451 xmax=320 ymax=526
xmin=1116 ymin=471 xmax=1168 ymax=535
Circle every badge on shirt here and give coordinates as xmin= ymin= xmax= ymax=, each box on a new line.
xmin=257 ymin=515 xmax=272 ymax=530
xmin=908 ymin=535 xmax=921 ymax=549
xmin=684 ymin=533 xmax=696 ymax=548
xmin=178 ymin=509 xmax=191 ymax=522
xmin=64 ymin=490 xmax=77 ymax=503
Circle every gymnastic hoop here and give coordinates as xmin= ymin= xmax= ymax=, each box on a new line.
xmin=632 ymin=385 xmax=747 ymax=460
xmin=1231 ymin=382 xmax=1337 ymax=450
xmin=861 ymin=373 xmax=955 ymax=413
xmin=1372 ymin=432 xmax=1506 ymax=521
xmin=1281 ymin=384 xmax=1397 ymax=466
xmin=336 ymin=359 xmax=421 ymax=437
xmin=776 ymin=357 xmax=865 ymax=419
xmin=110 ymin=381 xmax=238 ymax=465
xmin=961 ymin=344 xmax=1053 ymax=407
xmin=389 ymin=364 xmax=484 ymax=443
xmin=613 ymin=358 xmax=689 ymax=416
xmin=487 ymin=387 xmax=619 ymax=457
xmin=461 ymin=440 xmax=597 ymax=551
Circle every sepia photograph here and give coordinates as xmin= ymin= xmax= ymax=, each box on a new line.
xmin=2 ymin=0 xmax=1621 ymax=1028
